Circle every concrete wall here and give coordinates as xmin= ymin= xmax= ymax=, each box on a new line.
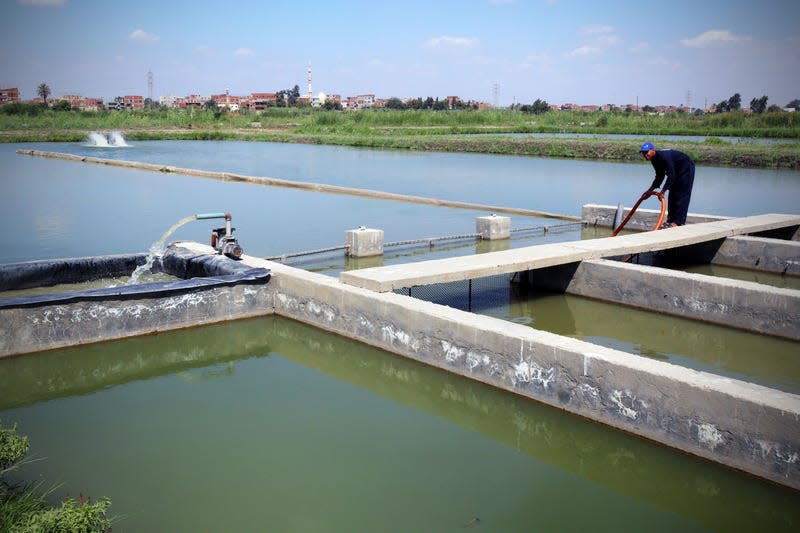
xmin=706 ymin=236 xmax=800 ymax=275
xmin=583 ymin=204 xmax=729 ymax=231
xmin=0 ymin=282 xmax=273 ymax=356
xmin=0 ymin=246 xmax=273 ymax=356
xmin=524 ymin=258 xmax=800 ymax=340
xmin=176 ymin=241 xmax=799 ymax=491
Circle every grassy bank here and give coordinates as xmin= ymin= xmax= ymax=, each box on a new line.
xmin=2 ymin=108 xmax=799 ymax=169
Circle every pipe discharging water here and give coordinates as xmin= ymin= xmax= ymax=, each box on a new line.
xmin=128 ymin=215 xmax=199 ymax=284
xmin=128 ymin=213 xmax=244 ymax=284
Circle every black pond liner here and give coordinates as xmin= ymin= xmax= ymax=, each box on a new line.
xmin=0 ymin=244 xmax=271 ymax=310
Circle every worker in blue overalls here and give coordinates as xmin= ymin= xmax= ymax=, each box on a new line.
xmin=640 ymin=142 xmax=696 ymax=227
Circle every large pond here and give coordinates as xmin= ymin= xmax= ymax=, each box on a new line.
xmin=1 ymin=140 xmax=799 ymax=530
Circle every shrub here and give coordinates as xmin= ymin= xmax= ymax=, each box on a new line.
xmin=0 ymin=421 xmax=114 ymax=532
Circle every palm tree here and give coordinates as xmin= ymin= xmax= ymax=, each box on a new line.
xmin=37 ymin=83 xmax=51 ymax=105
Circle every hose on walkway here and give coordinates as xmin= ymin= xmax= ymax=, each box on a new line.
xmin=611 ymin=190 xmax=666 ymax=237
xmin=611 ymin=190 xmax=666 ymax=263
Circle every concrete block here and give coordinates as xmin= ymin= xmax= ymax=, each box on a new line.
xmin=345 ymin=227 xmax=384 ymax=257
xmin=476 ymin=214 xmax=510 ymax=240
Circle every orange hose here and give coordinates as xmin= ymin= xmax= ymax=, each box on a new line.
xmin=611 ymin=190 xmax=666 ymax=237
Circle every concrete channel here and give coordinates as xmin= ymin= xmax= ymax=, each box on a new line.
xmin=1 ymin=207 xmax=798 ymax=491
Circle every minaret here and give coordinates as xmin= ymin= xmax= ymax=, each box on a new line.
xmin=307 ymin=61 xmax=312 ymax=99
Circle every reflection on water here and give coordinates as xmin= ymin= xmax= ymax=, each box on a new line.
xmin=480 ymin=287 xmax=800 ymax=394
xmin=681 ymin=263 xmax=800 ymax=290
xmin=0 ymin=316 xmax=797 ymax=531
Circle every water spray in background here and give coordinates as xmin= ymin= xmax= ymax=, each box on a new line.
xmin=86 ymin=131 xmax=129 ymax=147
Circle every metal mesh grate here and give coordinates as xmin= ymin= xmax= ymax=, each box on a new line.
xmin=394 ymin=273 xmax=515 ymax=313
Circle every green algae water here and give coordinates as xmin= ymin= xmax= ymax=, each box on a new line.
xmin=479 ymin=287 xmax=800 ymax=395
xmin=1 ymin=316 xmax=797 ymax=532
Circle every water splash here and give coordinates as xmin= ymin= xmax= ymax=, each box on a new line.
xmin=86 ymin=131 xmax=129 ymax=147
xmin=128 ymin=215 xmax=198 ymax=285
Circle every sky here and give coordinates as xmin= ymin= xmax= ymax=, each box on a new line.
xmin=1 ymin=0 xmax=798 ymax=108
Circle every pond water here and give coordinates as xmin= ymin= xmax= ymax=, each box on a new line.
xmin=1 ymin=140 xmax=798 ymax=530
xmin=2 ymin=316 xmax=798 ymax=532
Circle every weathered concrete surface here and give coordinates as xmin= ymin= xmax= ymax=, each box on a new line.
xmin=149 ymin=242 xmax=800 ymax=491
xmin=0 ymin=284 xmax=273 ymax=356
xmin=583 ymin=203 xmax=729 ymax=230
xmin=476 ymin=214 xmax=510 ymax=240
xmin=0 ymin=246 xmax=272 ymax=356
xmin=345 ymin=227 xmax=384 ymax=257
xmin=583 ymin=204 xmax=800 ymax=275
xmin=340 ymin=214 xmax=800 ymax=292
xmin=525 ymin=259 xmax=800 ymax=340
xmin=702 ymin=235 xmax=800 ymax=275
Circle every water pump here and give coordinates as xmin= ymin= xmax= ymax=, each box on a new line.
xmin=195 ymin=212 xmax=244 ymax=259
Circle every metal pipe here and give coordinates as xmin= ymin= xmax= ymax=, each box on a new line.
xmin=195 ymin=212 xmax=230 ymax=221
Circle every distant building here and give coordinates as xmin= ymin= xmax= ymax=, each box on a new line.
xmin=0 ymin=87 xmax=20 ymax=105
xmin=123 ymin=95 xmax=144 ymax=109
xmin=160 ymin=95 xmax=180 ymax=108
xmin=58 ymin=94 xmax=103 ymax=111
xmin=211 ymin=93 xmax=242 ymax=111
xmin=107 ymin=97 xmax=124 ymax=110
xmin=244 ymin=92 xmax=277 ymax=110
xmin=346 ymin=94 xmax=375 ymax=109
xmin=176 ymin=94 xmax=207 ymax=108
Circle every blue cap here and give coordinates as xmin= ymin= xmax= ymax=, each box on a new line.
xmin=640 ymin=142 xmax=654 ymax=152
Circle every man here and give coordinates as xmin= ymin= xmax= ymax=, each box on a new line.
xmin=640 ymin=142 xmax=695 ymax=227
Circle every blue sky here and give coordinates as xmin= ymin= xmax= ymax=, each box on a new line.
xmin=2 ymin=0 xmax=798 ymax=108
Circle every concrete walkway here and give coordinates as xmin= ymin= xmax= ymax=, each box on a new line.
xmin=340 ymin=213 xmax=800 ymax=292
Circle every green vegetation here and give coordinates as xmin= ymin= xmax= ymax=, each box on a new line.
xmin=1 ymin=421 xmax=113 ymax=532
xmin=2 ymin=105 xmax=799 ymax=169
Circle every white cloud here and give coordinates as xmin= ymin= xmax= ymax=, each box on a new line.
xmin=129 ymin=29 xmax=159 ymax=43
xmin=567 ymin=45 xmax=601 ymax=58
xmin=423 ymin=36 xmax=480 ymax=49
xmin=19 ymin=0 xmax=66 ymax=6
xmin=580 ymin=24 xmax=614 ymax=35
xmin=596 ymin=35 xmax=620 ymax=47
xmin=233 ymin=48 xmax=255 ymax=57
xmin=680 ymin=29 xmax=750 ymax=47
xmin=195 ymin=45 xmax=220 ymax=58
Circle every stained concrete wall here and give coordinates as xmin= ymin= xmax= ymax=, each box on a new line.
xmin=524 ymin=259 xmax=800 ymax=340
xmin=583 ymin=203 xmax=729 ymax=231
xmin=0 ymin=247 xmax=273 ymax=356
xmin=158 ymin=242 xmax=798 ymax=491
xmin=698 ymin=236 xmax=800 ymax=275
xmin=0 ymin=282 xmax=273 ymax=356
